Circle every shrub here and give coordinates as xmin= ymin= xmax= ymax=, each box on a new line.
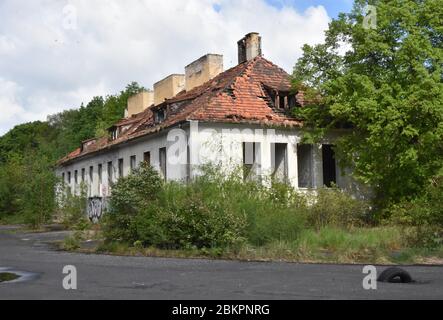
xmin=307 ymin=187 xmax=371 ymax=230
xmin=386 ymin=175 xmax=443 ymax=247
xmin=102 ymin=164 xmax=375 ymax=251
xmin=245 ymin=182 xmax=308 ymax=245
xmin=102 ymin=162 xmax=163 ymax=242
xmin=62 ymin=234 xmax=81 ymax=251
xmin=134 ymin=182 xmax=247 ymax=249
xmin=57 ymin=183 xmax=89 ymax=229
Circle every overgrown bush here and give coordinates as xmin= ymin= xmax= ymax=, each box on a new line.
xmin=244 ymin=181 xmax=308 ymax=245
xmin=386 ymin=175 xmax=443 ymax=248
xmin=134 ymin=181 xmax=247 ymax=249
xmin=307 ymin=187 xmax=371 ymax=230
xmin=102 ymin=164 xmax=377 ymax=251
xmin=102 ymin=162 xmax=163 ymax=242
xmin=57 ymin=182 xmax=89 ymax=230
xmin=103 ymin=165 xmax=312 ymax=249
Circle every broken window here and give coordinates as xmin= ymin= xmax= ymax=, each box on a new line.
xmin=98 ymin=164 xmax=102 ymax=185
xmin=81 ymin=168 xmax=85 ymax=183
xmin=74 ymin=170 xmax=78 ymax=184
xmin=242 ymin=142 xmax=259 ymax=181
xmin=159 ymin=147 xmax=167 ymax=180
xmin=143 ymin=151 xmax=151 ymax=166
xmin=322 ymin=144 xmax=337 ymax=187
xmin=130 ymin=155 xmax=136 ymax=171
xmin=297 ymin=144 xmax=313 ymax=188
xmin=109 ymin=127 xmax=119 ymax=141
xmin=279 ymin=95 xmax=286 ymax=109
xmin=68 ymin=171 xmax=71 ymax=184
xmin=89 ymin=166 xmax=93 ymax=183
xmin=155 ymin=109 xmax=165 ymax=123
xmin=118 ymin=158 xmax=124 ymax=178
xmin=62 ymin=172 xmax=65 ymax=184
xmin=265 ymin=86 xmax=297 ymax=110
xmin=107 ymin=161 xmax=113 ymax=185
xmin=272 ymin=143 xmax=288 ymax=182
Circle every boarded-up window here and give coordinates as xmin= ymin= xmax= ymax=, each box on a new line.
xmin=297 ymin=144 xmax=313 ymax=188
xmin=159 ymin=147 xmax=167 ymax=180
xmin=322 ymin=144 xmax=337 ymax=187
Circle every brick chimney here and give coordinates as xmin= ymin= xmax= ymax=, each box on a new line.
xmin=237 ymin=32 xmax=262 ymax=64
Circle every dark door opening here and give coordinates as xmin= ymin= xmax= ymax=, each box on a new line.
xmin=322 ymin=144 xmax=336 ymax=187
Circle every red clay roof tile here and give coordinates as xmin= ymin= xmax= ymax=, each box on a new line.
xmin=58 ymin=56 xmax=304 ymax=165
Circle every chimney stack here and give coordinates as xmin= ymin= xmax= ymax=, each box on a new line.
xmin=125 ymin=90 xmax=154 ymax=118
xmin=185 ymin=54 xmax=223 ymax=92
xmin=237 ymin=32 xmax=262 ymax=64
xmin=153 ymin=74 xmax=185 ymax=105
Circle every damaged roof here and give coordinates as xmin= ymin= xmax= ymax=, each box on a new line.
xmin=58 ymin=56 xmax=305 ymax=166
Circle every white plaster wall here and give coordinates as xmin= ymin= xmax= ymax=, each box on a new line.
xmin=189 ymin=122 xmax=302 ymax=188
xmin=57 ymin=126 xmax=189 ymax=197
xmin=56 ymin=121 xmax=361 ymax=198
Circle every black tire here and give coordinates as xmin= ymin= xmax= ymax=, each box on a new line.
xmin=377 ymin=267 xmax=413 ymax=283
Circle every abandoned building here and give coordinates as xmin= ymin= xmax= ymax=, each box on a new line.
xmin=56 ymin=32 xmax=358 ymax=214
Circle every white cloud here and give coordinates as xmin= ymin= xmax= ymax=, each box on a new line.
xmin=0 ymin=0 xmax=330 ymax=136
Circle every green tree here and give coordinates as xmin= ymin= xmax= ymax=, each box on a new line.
xmin=0 ymin=82 xmax=143 ymax=226
xmin=0 ymin=121 xmax=56 ymax=163
xmin=293 ymin=0 xmax=443 ymax=207
xmin=95 ymin=82 xmax=145 ymax=136
xmin=20 ymin=151 xmax=58 ymax=227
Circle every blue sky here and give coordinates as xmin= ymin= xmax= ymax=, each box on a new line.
xmin=266 ymin=0 xmax=353 ymax=18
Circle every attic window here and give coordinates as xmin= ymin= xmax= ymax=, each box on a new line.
xmin=155 ymin=109 xmax=166 ymax=123
xmin=275 ymin=92 xmax=297 ymax=109
xmin=266 ymin=87 xmax=297 ymax=110
xmin=110 ymin=127 xmax=119 ymax=140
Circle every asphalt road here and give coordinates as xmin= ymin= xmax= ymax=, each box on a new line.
xmin=0 ymin=226 xmax=442 ymax=300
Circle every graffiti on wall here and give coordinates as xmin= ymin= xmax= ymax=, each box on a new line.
xmin=87 ymin=197 xmax=108 ymax=223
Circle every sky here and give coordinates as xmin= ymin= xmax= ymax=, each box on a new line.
xmin=0 ymin=0 xmax=353 ymax=136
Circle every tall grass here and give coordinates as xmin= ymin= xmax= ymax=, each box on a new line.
xmin=102 ymin=164 xmax=372 ymax=251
